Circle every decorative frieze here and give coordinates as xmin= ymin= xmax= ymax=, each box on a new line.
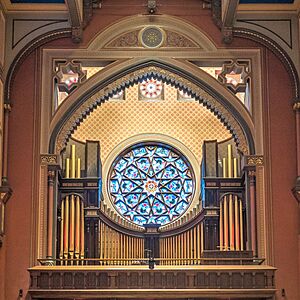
xmin=40 ymin=154 xmax=60 ymax=166
xmin=245 ymin=155 xmax=264 ymax=167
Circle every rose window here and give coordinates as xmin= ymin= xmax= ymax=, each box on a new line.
xmin=109 ymin=143 xmax=195 ymax=226
xmin=139 ymin=79 xmax=163 ymax=99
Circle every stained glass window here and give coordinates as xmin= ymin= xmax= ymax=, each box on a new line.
xmin=109 ymin=143 xmax=195 ymax=226
xmin=139 ymin=79 xmax=163 ymax=99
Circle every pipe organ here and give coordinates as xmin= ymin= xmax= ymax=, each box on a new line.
xmin=53 ymin=138 xmax=255 ymax=267
xmin=99 ymin=221 xmax=144 ymax=265
xmin=159 ymin=222 xmax=204 ymax=265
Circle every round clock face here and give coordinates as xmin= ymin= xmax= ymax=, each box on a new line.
xmin=108 ymin=143 xmax=195 ymax=226
xmin=140 ymin=79 xmax=163 ymax=99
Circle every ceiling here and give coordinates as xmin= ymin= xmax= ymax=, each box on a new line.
xmin=0 ymin=0 xmax=299 ymax=15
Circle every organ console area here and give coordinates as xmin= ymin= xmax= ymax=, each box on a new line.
xmin=51 ymin=137 xmax=257 ymax=266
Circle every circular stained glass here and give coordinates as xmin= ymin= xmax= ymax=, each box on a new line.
xmin=141 ymin=27 xmax=164 ymax=48
xmin=109 ymin=143 xmax=195 ymax=226
xmin=140 ymin=79 xmax=163 ymax=99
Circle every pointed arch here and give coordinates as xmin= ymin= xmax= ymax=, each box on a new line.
xmin=49 ymin=58 xmax=254 ymax=155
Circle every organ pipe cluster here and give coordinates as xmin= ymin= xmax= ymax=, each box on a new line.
xmin=99 ymin=221 xmax=144 ymax=265
xmin=60 ymin=145 xmax=85 ymax=264
xmin=220 ymin=145 xmax=244 ymax=251
xmin=159 ymin=222 xmax=204 ymax=265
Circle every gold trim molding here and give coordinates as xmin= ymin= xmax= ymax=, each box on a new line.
xmin=245 ymin=155 xmax=264 ymax=166
xmin=40 ymin=154 xmax=60 ymax=166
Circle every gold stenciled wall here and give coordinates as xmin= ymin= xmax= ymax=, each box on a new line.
xmin=72 ymin=84 xmax=231 ymax=164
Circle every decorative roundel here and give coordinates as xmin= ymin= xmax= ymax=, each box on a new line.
xmin=140 ymin=26 xmax=164 ymax=48
xmin=109 ymin=143 xmax=195 ymax=226
xmin=140 ymin=79 xmax=163 ymax=99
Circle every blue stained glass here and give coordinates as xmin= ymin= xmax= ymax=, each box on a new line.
xmin=115 ymin=158 xmax=127 ymax=171
xmin=124 ymin=165 xmax=140 ymax=179
xmin=125 ymin=194 xmax=140 ymax=208
xmin=110 ymin=180 xmax=119 ymax=193
xmin=163 ymin=194 xmax=177 ymax=207
xmin=109 ymin=143 xmax=195 ymax=225
xmin=184 ymin=179 xmax=193 ymax=193
xmin=152 ymin=157 xmax=166 ymax=173
xmin=136 ymin=158 xmax=151 ymax=172
xmin=136 ymin=201 xmax=151 ymax=214
xmin=162 ymin=165 xmax=178 ymax=179
xmin=152 ymin=200 xmax=166 ymax=215
xmin=166 ymin=180 xmax=182 ymax=193
xmin=175 ymin=159 xmax=188 ymax=171
xmin=133 ymin=215 xmax=147 ymax=225
xmin=156 ymin=147 xmax=169 ymax=157
xmin=115 ymin=201 xmax=127 ymax=214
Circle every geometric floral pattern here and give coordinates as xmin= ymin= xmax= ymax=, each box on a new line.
xmin=109 ymin=144 xmax=194 ymax=226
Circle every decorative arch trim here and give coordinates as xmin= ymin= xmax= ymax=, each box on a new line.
xmin=49 ymin=59 xmax=254 ymax=156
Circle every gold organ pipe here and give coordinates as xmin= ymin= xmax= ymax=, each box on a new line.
xmin=233 ymin=158 xmax=238 ymax=178
xmin=63 ymin=196 xmax=69 ymax=262
xmin=197 ymin=224 xmax=201 ymax=261
xmin=161 ymin=239 xmax=164 ymax=265
xmin=77 ymin=158 xmax=81 ymax=178
xmin=130 ymin=236 xmax=133 ymax=260
xmin=99 ymin=221 xmax=103 ymax=263
xmin=227 ymin=144 xmax=232 ymax=178
xmin=183 ymin=232 xmax=187 ymax=264
xmin=75 ymin=196 xmax=80 ymax=262
xmin=66 ymin=158 xmax=70 ymax=178
xmin=166 ymin=238 xmax=169 ymax=264
xmin=186 ymin=230 xmax=190 ymax=264
xmin=240 ymin=200 xmax=244 ymax=251
xmin=193 ymin=227 xmax=197 ymax=263
xmin=124 ymin=235 xmax=127 ymax=264
xmin=169 ymin=237 xmax=172 ymax=265
xmin=111 ymin=228 xmax=114 ymax=263
xmin=173 ymin=236 xmax=176 ymax=264
xmin=174 ymin=236 xmax=177 ymax=265
xmin=220 ymin=200 xmax=223 ymax=250
xmin=71 ymin=144 xmax=76 ymax=178
xmin=59 ymin=199 xmax=64 ymax=264
xmin=102 ymin=223 xmax=106 ymax=263
xmin=69 ymin=195 xmax=75 ymax=262
xmin=222 ymin=158 xmax=227 ymax=178
xmin=80 ymin=201 xmax=85 ymax=260
xmin=229 ymin=194 xmax=234 ymax=250
xmin=200 ymin=222 xmax=204 ymax=253
xmin=235 ymin=196 xmax=240 ymax=250
xmin=223 ymin=197 xmax=228 ymax=250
